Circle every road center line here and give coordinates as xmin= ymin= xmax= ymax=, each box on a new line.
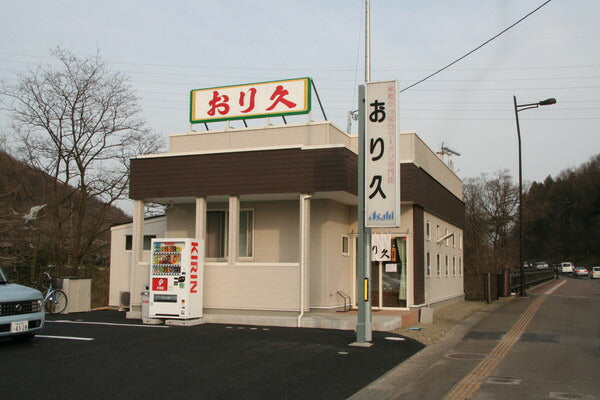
xmin=442 ymin=279 xmax=565 ymax=400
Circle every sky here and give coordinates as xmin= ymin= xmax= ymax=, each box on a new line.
xmin=0 ymin=0 xmax=598 ymax=187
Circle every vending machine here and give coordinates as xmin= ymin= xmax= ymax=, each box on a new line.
xmin=148 ymin=238 xmax=204 ymax=319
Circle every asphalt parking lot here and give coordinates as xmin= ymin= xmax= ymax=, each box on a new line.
xmin=1 ymin=310 xmax=424 ymax=400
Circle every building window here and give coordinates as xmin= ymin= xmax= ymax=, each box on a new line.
xmin=207 ymin=209 xmax=254 ymax=259
xmin=445 ymin=255 xmax=449 ymax=276
xmin=459 ymin=234 xmax=463 ymax=250
xmin=426 ymin=252 xmax=431 ymax=276
xmin=341 ymin=235 xmax=350 ymax=256
xmin=207 ymin=210 xmax=228 ymax=259
xmin=459 ymin=257 xmax=463 ymax=275
xmin=452 ymin=233 xmax=456 ymax=248
xmin=436 ymin=225 xmax=440 ymax=242
xmin=239 ymin=210 xmax=254 ymax=258
xmin=453 ymin=256 xmax=456 ymax=276
xmin=125 ymin=235 xmax=156 ymax=251
xmin=426 ymin=222 xmax=431 ymax=241
xmin=436 ymin=254 xmax=441 ymax=276
xmin=445 ymin=229 xmax=449 ymax=246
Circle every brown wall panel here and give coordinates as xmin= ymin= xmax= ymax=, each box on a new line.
xmin=130 ymin=149 xmax=463 ymax=228
xmin=130 ymin=147 xmax=358 ymax=199
xmin=412 ymin=205 xmax=425 ymax=305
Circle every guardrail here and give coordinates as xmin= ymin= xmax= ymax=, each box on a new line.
xmin=509 ymin=268 xmax=556 ymax=293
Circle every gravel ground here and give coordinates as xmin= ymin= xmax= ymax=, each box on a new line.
xmin=392 ymin=300 xmax=489 ymax=345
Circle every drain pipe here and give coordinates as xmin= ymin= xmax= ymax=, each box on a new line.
xmin=298 ymin=194 xmax=311 ymax=327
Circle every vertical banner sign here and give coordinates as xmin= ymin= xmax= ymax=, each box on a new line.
xmin=365 ymin=81 xmax=400 ymax=228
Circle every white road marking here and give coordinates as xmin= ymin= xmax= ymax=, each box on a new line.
xmin=37 ymin=335 xmax=94 ymax=341
xmin=45 ymin=320 xmax=170 ymax=328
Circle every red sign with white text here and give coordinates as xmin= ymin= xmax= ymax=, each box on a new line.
xmin=152 ymin=277 xmax=168 ymax=292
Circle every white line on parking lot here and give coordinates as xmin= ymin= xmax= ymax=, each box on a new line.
xmin=46 ymin=320 xmax=170 ymax=328
xmin=37 ymin=335 xmax=95 ymax=341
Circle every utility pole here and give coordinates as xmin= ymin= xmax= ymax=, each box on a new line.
xmin=354 ymin=0 xmax=373 ymax=346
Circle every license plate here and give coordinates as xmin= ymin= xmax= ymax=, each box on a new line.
xmin=10 ymin=321 xmax=29 ymax=333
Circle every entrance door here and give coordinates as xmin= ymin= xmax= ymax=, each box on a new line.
xmin=372 ymin=237 xmax=407 ymax=308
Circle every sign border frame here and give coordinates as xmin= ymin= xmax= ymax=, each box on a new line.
xmin=189 ymin=77 xmax=312 ymax=124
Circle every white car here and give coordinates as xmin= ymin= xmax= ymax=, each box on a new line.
xmin=560 ymin=262 xmax=575 ymax=273
xmin=0 ymin=267 xmax=45 ymax=340
xmin=591 ymin=266 xmax=600 ymax=279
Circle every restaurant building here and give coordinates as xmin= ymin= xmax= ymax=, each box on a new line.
xmin=113 ymin=119 xmax=465 ymax=324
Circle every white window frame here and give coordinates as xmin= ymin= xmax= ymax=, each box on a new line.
xmin=426 ymin=252 xmax=431 ymax=277
xmin=341 ymin=235 xmax=350 ymax=256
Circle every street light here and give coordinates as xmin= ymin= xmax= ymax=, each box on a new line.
xmin=513 ymin=96 xmax=556 ymax=296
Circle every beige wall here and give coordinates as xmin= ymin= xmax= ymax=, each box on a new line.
xmin=423 ymin=211 xmax=464 ymax=304
xmin=309 ymin=200 xmax=355 ymax=309
xmin=108 ymin=217 xmax=166 ymax=307
xmin=166 ymin=122 xmax=357 ymax=155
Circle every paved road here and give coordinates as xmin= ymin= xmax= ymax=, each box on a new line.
xmin=1 ymin=310 xmax=423 ymax=400
xmin=351 ymin=276 xmax=600 ymax=399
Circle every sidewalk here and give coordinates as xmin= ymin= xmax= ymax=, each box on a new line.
xmin=348 ymin=278 xmax=568 ymax=400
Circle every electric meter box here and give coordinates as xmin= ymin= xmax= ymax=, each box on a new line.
xmin=148 ymin=238 xmax=204 ymax=319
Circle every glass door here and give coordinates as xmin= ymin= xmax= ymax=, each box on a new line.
xmin=381 ymin=237 xmax=407 ymax=308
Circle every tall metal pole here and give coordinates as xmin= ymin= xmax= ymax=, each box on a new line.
xmin=354 ymin=0 xmax=372 ymax=345
xmin=513 ymin=95 xmax=526 ymax=297
xmin=365 ymin=0 xmax=371 ymax=83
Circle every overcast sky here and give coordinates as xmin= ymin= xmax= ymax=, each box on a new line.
xmin=1 ymin=0 xmax=598 ymax=185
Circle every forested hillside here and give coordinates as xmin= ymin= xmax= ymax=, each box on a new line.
xmin=0 ymin=150 xmax=129 ymax=282
xmin=523 ymin=154 xmax=600 ymax=266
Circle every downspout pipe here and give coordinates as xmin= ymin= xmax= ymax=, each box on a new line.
xmin=298 ymin=194 xmax=311 ymax=327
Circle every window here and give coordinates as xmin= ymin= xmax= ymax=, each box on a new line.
xmin=459 ymin=257 xmax=463 ymax=275
xmin=207 ymin=209 xmax=254 ymax=259
xmin=341 ymin=235 xmax=350 ymax=256
xmin=207 ymin=211 xmax=228 ymax=258
xmin=445 ymin=229 xmax=449 ymax=246
xmin=426 ymin=222 xmax=431 ymax=241
xmin=459 ymin=234 xmax=463 ymax=250
xmin=445 ymin=255 xmax=449 ymax=276
xmin=239 ymin=210 xmax=254 ymax=258
xmin=436 ymin=225 xmax=440 ymax=242
xmin=453 ymin=256 xmax=456 ymax=276
xmin=452 ymin=233 xmax=456 ymax=248
xmin=436 ymin=254 xmax=441 ymax=276
xmin=426 ymin=252 xmax=431 ymax=276
xmin=125 ymin=235 xmax=156 ymax=251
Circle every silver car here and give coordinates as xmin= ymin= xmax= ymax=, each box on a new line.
xmin=0 ymin=267 xmax=45 ymax=340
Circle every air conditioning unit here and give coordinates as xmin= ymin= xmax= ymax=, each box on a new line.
xmin=119 ymin=291 xmax=131 ymax=311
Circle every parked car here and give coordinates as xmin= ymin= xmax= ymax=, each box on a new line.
xmin=0 ymin=267 xmax=45 ymax=340
xmin=533 ymin=262 xmax=549 ymax=269
xmin=559 ymin=262 xmax=575 ymax=273
xmin=591 ymin=267 xmax=600 ymax=279
xmin=573 ymin=267 xmax=589 ymax=278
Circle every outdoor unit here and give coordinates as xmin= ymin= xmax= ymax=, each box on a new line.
xmin=119 ymin=291 xmax=130 ymax=311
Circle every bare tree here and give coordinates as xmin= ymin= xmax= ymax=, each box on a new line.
xmin=0 ymin=47 xmax=163 ymax=273
xmin=464 ymin=170 xmax=518 ymax=274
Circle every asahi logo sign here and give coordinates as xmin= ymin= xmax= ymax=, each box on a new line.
xmin=364 ymin=80 xmax=400 ymax=228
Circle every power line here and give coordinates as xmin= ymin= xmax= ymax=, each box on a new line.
xmin=399 ymin=0 xmax=554 ymax=93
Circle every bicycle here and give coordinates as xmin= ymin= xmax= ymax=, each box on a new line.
xmin=39 ymin=271 xmax=68 ymax=314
